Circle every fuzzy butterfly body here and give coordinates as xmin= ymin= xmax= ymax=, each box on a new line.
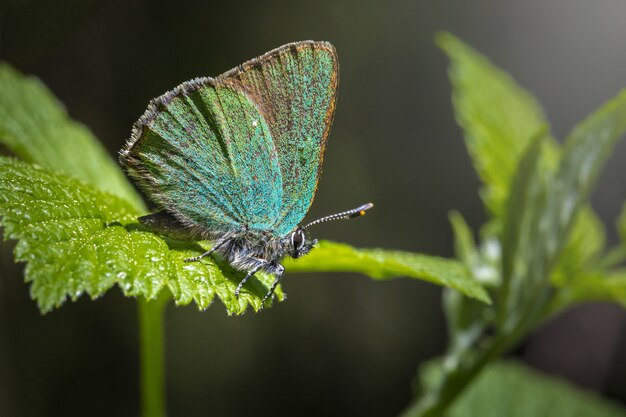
xmin=120 ymin=41 xmax=371 ymax=307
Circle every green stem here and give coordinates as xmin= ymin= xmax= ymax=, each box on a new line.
xmin=139 ymin=293 xmax=169 ymax=417
xmin=399 ymin=335 xmax=509 ymax=417
xmin=400 ymin=309 xmax=542 ymax=417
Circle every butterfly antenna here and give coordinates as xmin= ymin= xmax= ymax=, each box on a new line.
xmin=303 ymin=203 xmax=373 ymax=229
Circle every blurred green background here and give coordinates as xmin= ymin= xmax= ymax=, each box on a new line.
xmin=1 ymin=1 xmax=626 ymax=416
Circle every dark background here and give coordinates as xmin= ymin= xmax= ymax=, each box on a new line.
xmin=1 ymin=1 xmax=626 ymax=416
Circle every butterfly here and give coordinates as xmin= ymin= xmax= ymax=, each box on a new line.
xmin=120 ymin=41 xmax=372 ymax=307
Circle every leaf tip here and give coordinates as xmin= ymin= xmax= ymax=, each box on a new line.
xmin=477 ymin=290 xmax=492 ymax=305
xmin=434 ymin=31 xmax=461 ymax=53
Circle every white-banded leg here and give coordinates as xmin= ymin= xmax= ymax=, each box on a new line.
xmin=260 ymin=264 xmax=285 ymax=309
xmin=184 ymin=239 xmax=227 ymax=263
xmin=235 ymin=262 xmax=266 ymax=298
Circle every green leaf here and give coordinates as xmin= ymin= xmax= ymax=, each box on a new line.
xmin=538 ymin=88 xmax=626 ymax=309
xmin=448 ymin=211 xmax=477 ymax=270
xmin=548 ymin=270 xmax=626 ymax=314
xmin=500 ymin=88 xmax=626 ymax=326
xmin=1 ymin=157 xmax=484 ymax=313
xmin=0 ymin=63 xmax=144 ymax=210
xmin=0 ymin=157 xmax=283 ymax=314
xmin=498 ymin=135 xmax=549 ymax=326
xmin=436 ymin=32 xmax=555 ymax=217
xmin=285 ymin=240 xmax=490 ymax=304
xmin=437 ymin=31 xmax=615 ymax=315
xmin=553 ymin=88 xmax=626 ymax=242
xmin=436 ymin=31 xmax=610 ymax=305
xmin=552 ymin=207 xmax=605 ymax=287
xmin=444 ymin=212 xmax=496 ymax=348
xmin=449 ymin=211 xmax=500 ymax=287
xmin=412 ymin=34 xmax=626 ymax=417
xmin=616 ymin=197 xmax=626 ymax=245
xmin=447 ymin=361 xmax=626 ymax=417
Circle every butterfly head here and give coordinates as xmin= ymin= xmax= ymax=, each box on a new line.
xmin=287 ymin=227 xmax=317 ymax=259
xmin=286 ymin=203 xmax=374 ymax=259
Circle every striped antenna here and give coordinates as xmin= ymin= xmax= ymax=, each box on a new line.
xmin=303 ymin=203 xmax=373 ymax=229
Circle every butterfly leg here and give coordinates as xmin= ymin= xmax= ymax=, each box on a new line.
xmin=260 ymin=264 xmax=285 ymax=309
xmin=184 ymin=239 xmax=227 ymax=263
xmin=235 ymin=261 xmax=266 ymax=297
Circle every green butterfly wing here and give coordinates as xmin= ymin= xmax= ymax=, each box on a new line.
xmin=220 ymin=41 xmax=338 ymax=236
xmin=121 ymin=41 xmax=337 ymax=238
xmin=122 ymin=81 xmax=283 ymax=235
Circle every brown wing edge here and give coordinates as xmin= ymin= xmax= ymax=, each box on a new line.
xmin=119 ymin=76 xmax=216 ymax=167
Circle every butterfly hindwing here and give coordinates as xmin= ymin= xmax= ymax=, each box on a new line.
xmin=122 ymin=81 xmax=283 ymax=235
xmin=220 ymin=41 xmax=338 ymax=236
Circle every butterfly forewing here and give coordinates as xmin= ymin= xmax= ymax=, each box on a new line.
xmin=220 ymin=41 xmax=338 ymax=236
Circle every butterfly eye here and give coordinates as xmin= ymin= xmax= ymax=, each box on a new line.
xmin=291 ymin=229 xmax=305 ymax=251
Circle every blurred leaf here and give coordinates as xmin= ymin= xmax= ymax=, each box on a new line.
xmin=411 ymin=34 xmax=626 ymax=417
xmin=449 ymin=211 xmax=500 ymax=287
xmin=551 ymin=88 xmax=626 ymax=247
xmin=538 ymin=88 xmax=626 ymax=313
xmin=286 ymin=240 xmax=490 ymax=304
xmin=0 ymin=157 xmax=283 ymax=314
xmin=437 ymin=31 xmax=610 ymax=299
xmin=447 ymin=361 xmax=626 ymax=417
xmin=617 ymin=201 xmax=626 ymax=244
xmin=498 ymin=135 xmax=548 ymax=326
xmin=449 ymin=211 xmax=477 ymax=270
xmin=500 ymin=88 xmax=626 ymax=326
xmin=552 ymin=207 xmax=605 ymax=286
xmin=445 ymin=212 xmax=494 ymax=345
xmin=436 ymin=32 xmax=555 ymax=217
xmin=442 ymin=287 xmax=489 ymax=357
xmin=548 ymin=270 xmax=626 ymax=314
xmin=0 ymin=63 xmax=144 ymax=209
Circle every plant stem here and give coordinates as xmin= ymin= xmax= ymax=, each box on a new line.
xmin=139 ymin=293 xmax=169 ymax=417
xmin=400 ymin=311 xmax=541 ymax=417
xmin=399 ymin=335 xmax=508 ymax=417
